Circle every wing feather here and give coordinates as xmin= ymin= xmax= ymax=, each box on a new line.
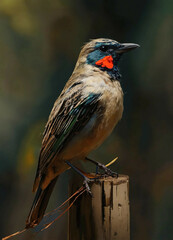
xmin=33 ymin=89 xmax=102 ymax=190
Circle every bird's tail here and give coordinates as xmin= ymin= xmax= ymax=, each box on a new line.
xmin=26 ymin=176 xmax=58 ymax=228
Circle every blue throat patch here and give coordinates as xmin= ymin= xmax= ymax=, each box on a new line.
xmin=86 ymin=50 xmax=122 ymax=80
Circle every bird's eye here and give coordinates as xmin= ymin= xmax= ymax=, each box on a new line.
xmin=99 ymin=45 xmax=109 ymax=52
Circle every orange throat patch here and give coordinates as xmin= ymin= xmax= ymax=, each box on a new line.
xmin=95 ymin=55 xmax=113 ymax=69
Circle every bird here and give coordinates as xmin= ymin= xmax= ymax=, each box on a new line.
xmin=26 ymin=38 xmax=139 ymax=228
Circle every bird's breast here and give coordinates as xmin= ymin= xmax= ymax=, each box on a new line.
xmin=61 ymin=78 xmax=123 ymax=160
xmin=93 ymin=81 xmax=124 ymax=147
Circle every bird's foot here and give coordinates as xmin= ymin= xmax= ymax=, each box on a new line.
xmin=97 ymin=162 xmax=118 ymax=178
xmin=85 ymin=157 xmax=118 ymax=178
xmin=83 ymin=177 xmax=93 ymax=196
xmin=65 ymin=160 xmax=95 ymax=196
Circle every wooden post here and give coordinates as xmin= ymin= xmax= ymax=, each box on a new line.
xmin=68 ymin=175 xmax=130 ymax=240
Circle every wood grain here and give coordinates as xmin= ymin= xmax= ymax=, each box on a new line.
xmin=68 ymin=175 xmax=130 ymax=240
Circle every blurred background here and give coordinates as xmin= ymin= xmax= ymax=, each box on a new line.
xmin=0 ymin=0 xmax=173 ymax=239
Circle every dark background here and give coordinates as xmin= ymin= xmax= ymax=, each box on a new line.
xmin=0 ymin=0 xmax=173 ymax=239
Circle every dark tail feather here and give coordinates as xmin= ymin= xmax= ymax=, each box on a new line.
xmin=26 ymin=176 xmax=58 ymax=228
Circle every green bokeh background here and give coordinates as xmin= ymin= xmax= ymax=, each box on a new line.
xmin=0 ymin=0 xmax=173 ymax=239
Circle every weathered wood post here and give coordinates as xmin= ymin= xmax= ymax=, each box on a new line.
xmin=68 ymin=175 xmax=130 ymax=240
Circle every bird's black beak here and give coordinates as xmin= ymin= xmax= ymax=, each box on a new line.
xmin=115 ymin=43 xmax=140 ymax=54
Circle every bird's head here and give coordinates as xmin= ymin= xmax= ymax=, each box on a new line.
xmin=76 ymin=38 xmax=139 ymax=80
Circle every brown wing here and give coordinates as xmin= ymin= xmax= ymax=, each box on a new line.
xmin=33 ymin=90 xmax=101 ymax=191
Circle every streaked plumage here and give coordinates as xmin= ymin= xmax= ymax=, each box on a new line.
xmin=26 ymin=38 xmax=139 ymax=228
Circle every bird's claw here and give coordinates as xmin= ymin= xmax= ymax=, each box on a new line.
xmin=97 ymin=163 xmax=118 ymax=178
xmin=83 ymin=177 xmax=92 ymax=196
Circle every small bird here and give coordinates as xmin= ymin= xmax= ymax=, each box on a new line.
xmin=26 ymin=38 xmax=139 ymax=228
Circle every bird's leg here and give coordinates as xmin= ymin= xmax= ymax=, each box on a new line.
xmin=85 ymin=157 xmax=118 ymax=178
xmin=65 ymin=160 xmax=93 ymax=196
